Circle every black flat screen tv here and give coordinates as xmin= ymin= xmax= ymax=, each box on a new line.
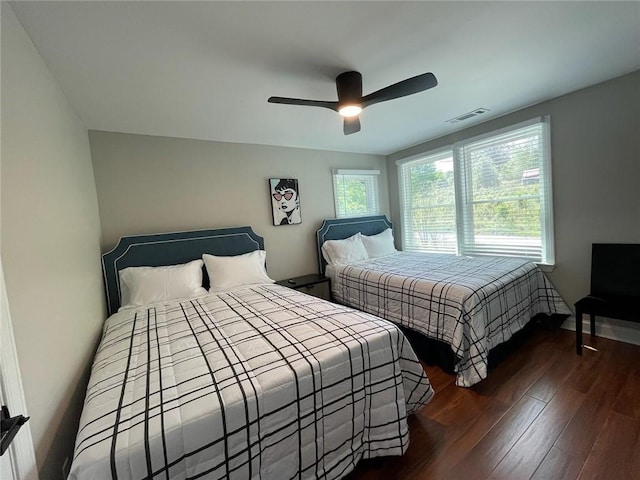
xmin=591 ymin=243 xmax=640 ymax=299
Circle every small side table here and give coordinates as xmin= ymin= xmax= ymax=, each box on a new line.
xmin=276 ymin=274 xmax=331 ymax=301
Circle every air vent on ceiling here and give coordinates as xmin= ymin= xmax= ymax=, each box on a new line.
xmin=447 ymin=108 xmax=489 ymax=124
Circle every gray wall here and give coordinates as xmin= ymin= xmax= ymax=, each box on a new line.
xmin=89 ymin=131 xmax=388 ymax=281
xmin=1 ymin=4 xmax=105 ymax=478
xmin=388 ymin=70 xmax=640 ymax=338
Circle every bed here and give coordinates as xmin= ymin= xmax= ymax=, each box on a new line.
xmin=69 ymin=226 xmax=434 ymax=480
xmin=316 ymin=216 xmax=571 ymax=387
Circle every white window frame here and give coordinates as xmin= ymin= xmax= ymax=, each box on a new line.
xmin=332 ymin=169 xmax=380 ymax=218
xmin=396 ymin=116 xmax=555 ymax=264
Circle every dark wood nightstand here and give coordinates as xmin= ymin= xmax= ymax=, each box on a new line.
xmin=276 ymin=274 xmax=331 ymax=301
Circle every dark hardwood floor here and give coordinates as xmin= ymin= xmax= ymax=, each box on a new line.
xmin=347 ymin=324 xmax=640 ymax=480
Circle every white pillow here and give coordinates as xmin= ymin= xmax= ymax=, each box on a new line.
xmin=203 ymin=250 xmax=275 ymax=291
xmin=361 ymin=228 xmax=397 ymax=258
xmin=321 ymin=233 xmax=369 ymax=265
xmin=119 ymin=260 xmax=207 ymax=309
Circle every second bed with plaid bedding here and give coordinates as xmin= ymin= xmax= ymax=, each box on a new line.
xmin=327 ymin=252 xmax=571 ymax=387
xmin=69 ymin=284 xmax=434 ymax=480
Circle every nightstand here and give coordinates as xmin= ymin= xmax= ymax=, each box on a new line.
xmin=276 ymin=274 xmax=331 ymax=301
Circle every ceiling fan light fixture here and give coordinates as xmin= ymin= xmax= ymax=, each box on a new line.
xmin=338 ymin=104 xmax=362 ymax=117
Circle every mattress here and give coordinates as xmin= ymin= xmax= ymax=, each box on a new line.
xmin=326 ymin=252 xmax=571 ymax=387
xmin=69 ymin=284 xmax=434 ymax=480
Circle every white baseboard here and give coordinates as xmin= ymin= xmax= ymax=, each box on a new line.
xmin=562 ymin=315 xmax=640 ymax=347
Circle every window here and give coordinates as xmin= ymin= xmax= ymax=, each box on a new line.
xmin=398 ymin=149 xmax=457 ymax=253
xmin=398 ymin=116 xmax=554 ymax=264
xmin=332 ymin=169 xmax=380 ymax=218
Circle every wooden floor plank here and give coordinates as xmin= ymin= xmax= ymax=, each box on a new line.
xmin=525 ymin=334 xmax=582 ymax=403
xmin=413 ymin=393 xmax=510 ymax=480
xmin=487 ymin=384 xmax=586 ymax=479
xmin=577 ymin=412 xmax=640 ymax=480
xmin=630 ymin=433 xmax=640 ymax=477
xmin=491 ymin=334 xmax=560 ymax=406
xmin=554 ymin=343 xmax=633 ymax=459
xmin=438 ymin=394 xmax=546 ymax=480
xmin=418 ymin=381 xmax=466 ymax=426
xmin=612 ymin=357 xmax=640 ymax=420
xmin=526 ymin=355 xmax=581 ymax=403
xmin=564 ymin=345 xmax=603 ymax=393
xmin=530 ymin=447 xmax=583 ymax=480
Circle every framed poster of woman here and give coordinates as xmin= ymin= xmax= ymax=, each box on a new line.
xmin=269 ymin=178 xmax=301 ymax=226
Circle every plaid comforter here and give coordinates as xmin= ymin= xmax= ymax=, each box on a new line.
xmin=69 ymin=284 xmax=433 ymax=480
xmin=327 ymin=252 xmax=570 ymax=387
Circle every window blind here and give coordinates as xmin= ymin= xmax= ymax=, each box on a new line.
xmin=455 ymin=119 xmax=552 ymax=262
xmin=398 ymin=150 xmax=457 ymax=253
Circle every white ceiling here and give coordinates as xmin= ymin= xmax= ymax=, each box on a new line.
xmin=9 ymin=1 xmax=640 ymax=155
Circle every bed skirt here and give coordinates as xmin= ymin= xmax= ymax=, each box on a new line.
xmin=399 ymin=313 xmax=569 ymax=378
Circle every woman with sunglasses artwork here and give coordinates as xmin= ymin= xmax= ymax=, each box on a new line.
xmin=270 ymin=178 xmax=302 ymax=225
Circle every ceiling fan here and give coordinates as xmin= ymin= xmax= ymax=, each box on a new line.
xmin=268 ymin=71 xmax=438 ymax=135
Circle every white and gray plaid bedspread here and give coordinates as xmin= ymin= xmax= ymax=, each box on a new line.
xmin=327 ymin=252 xmax=571 ymax=387
xmin=69 ymin=284 xmax=433 ymax=480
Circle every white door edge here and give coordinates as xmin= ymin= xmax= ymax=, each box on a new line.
xmin=1 ymin=258 xmax=39 ymax=480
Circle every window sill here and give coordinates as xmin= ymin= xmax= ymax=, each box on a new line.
xmin=536 ymin=263 xmax=555 ymax=273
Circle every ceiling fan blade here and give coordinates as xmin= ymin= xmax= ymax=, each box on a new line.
xmin=343 ymin=116 xmax=361 ymax=135
xmin=268 ymin=96 xmax=338 ymax=111
xmin=361 ymin=72 xmax=438 ymax=108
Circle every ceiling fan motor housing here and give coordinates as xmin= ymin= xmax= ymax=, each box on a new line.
xmin=336 ymin=71 xmax=363 ymax=107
